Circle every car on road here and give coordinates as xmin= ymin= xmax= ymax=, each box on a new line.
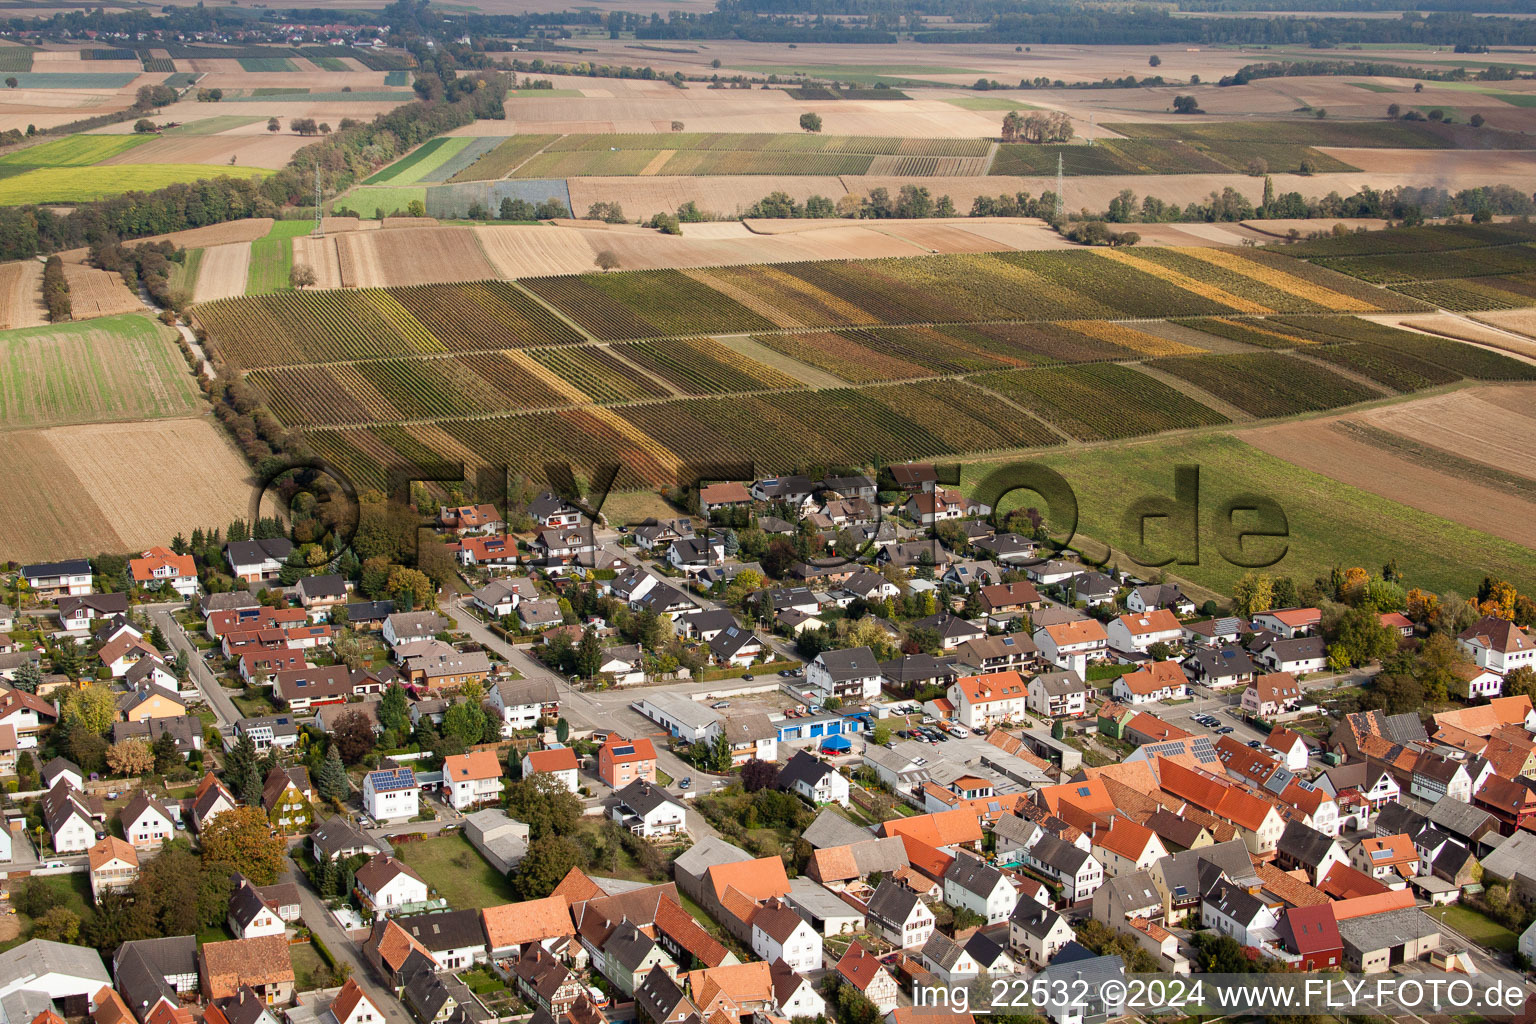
xmin=711 ymin=701 xmax=730 ymax=709
xmin=778 ymin=669 xmax=796 ymax=677
xmin=1248 ymin=740 xmax=1262 ymax=748
xmin=742 ymin=674 xmax=754 ymax=681
xmin=679 ymin=777 xmax=691 ymax=789
xmin=43 ymin=861 xmax=64 ymax=869
xmin=1218 ymin=726 xmax=1235 ymax=734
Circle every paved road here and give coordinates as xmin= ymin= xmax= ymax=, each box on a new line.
xmin=285 ymin=858 xmax=414 ymax=1024
xmin=145 ymin=601 xmax=241 ymax=732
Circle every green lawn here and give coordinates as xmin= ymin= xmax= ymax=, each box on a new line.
xmin=290 ymin=941 xmax=329 ymax=990
xmin=336 ymin=185 xmax=427 ymax=219
xmin=0 ymin=164 xmax=271 ymax=204
xmin=1426 ymin=904 xmax=1518 ymax=953
xmin=392 ymin=832 xmax=517 ymax=909
xmin=1347 ymin=82 xmax=1399 ymax=93
xmin=962 ymin=432 xmax=1536 ymax=598
xmin=0 ymin=134 xmax=152 ymax=167
xmin=365 ymin=137 xmax=476 ymax=186
xmin=165 ymin=116 xmax=268 ymax=136
xmin=238 ymin=57 xmax=299 ymax=73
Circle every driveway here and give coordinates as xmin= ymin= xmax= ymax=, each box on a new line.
xmin=144 ymin=602 xmax=242 ymax=731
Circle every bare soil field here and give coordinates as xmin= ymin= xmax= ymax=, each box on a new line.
xmin=1242 ymin=407 xmax=1536 ymax=549
xmin=0 ymin=260 xmax=45 ymax=330
xmin=1243 ymin=217 xmax=1388 ymax=238
xmin=1316 ymin=147 xmax=1536 ymax=178
xmin=1473 ymin=310 xmax=1536 ymax=345
xmin=1355 ymin=386 xmax=1536 ymax=481
xmin=475 ymin=224 xmax=599 ymax=278
xmin=61 ymin=262 xmax=141 ymax=318
xmin=58 ymin=220 xmax=276 ymax=264
xmin=99 ymin=132 xmax=308 ymax=169
xmin=567 ymin=174 xmax=847 ymax=220
xmin=194 ymin=242 xmax=253 ymax=303
xmin=0 ymin=417 xmax=251 ymax=562
xmin=333 ymin=226 xmax=497 ymax=287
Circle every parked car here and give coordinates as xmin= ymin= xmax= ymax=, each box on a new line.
xmin=742 ymin=674 xmax=754 ymax=680
xmin=1248 ymin=740 xmax=1261 ymax=748
xmin=1218 ymin=726 xmax=1235 ymax=734
xmin=778 ymin=669 xmax=796 ymax=677
xmin=711 ymin=701 xmax=730 ymax=709
xmin=679 ymin=777 xmax=691 ymax=790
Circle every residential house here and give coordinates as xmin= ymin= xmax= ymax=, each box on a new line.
xmin=598 ymin=735 xmax=656 ymax=789
xmin=864 ymin=879 xmax=934 ymax=949
xmin=233 ymin=715 xmax=299 ymax=753
xmin=1251 ymin=635 xmax=1328 ymax=676
xmin=1274 ymin=822 xmax=1348 ymax=885
xmin=1202 ymin=882 xmax=1278 ymax=946
xmin=355 ymin=855 xmax=429 ymax=914
xmin=452 ymin=534 xmax=518 ymax=571
xmin=527 ymin=493 xmax=583 ymax=529
xmin=228 ymin=874 xmax=288 ymax=939
xmin=514 ymin=950 xmax=583 ymax=1018
xmin=469 ymin=578 xmax=533 ymax=618
xmin=324 ymin=979 xmax=383 ymax=1024
xmin=198 ymin=935 xmax=294 ymax=1003
xmin=834 ymin=943 xmax=898 ymax=1013
xmin=309 ymin=817 xmax=381 ymax=863
xmin=598 ymin=645 xmax=646 ymax=685
xmin=381 ymin=612 xmax=448 ymax=650
xmin=481 ymin=895 xmax=577 ymax=960
xmin=1027 ymin=671 xmax=1090 ymax=719
xmin=1092 ymin=818 xmax=1168 ymax=879
xmin=1106 ymin=610 xmax=1182 ymax=656
xmin=806 ymin=648 xmax=882 ymax=702
xmin=1009 ymin=895 xmax=1074 ymax=966
xmin=88 ymin=837 xmax=138 ymax=904
xmin=22 ymin=559 xmax=94 ymax=598
xmin=1091 ymin=870 xmax=1162 ymax=932
xmin=57 ymin=593 xmax=129 ymax=631
xmin=393 ymin=909 xmax=487 ymax=970
xmin=0 ymin=688 xmax=56 ymax=745
xmin=1251 ymin=608 xmax=1322 ymax=638
xmin=1474 ymin=774 xmax=1536 ymax=836
xmin=949 ymin=671 xmax=1030 ymax=729
xmin=1183 ymin=647 xmax=1257 ymax=689
xmin=1112 ymin=662 xmax=1188 ymax=705
xmin=362 ymin=767 xmax=420 ymax=823
xmin=522 ymin=748 xmax=580 ymax=794
xmin=1278 ymin=903 xmax=1343 ymax=970
xmin=119 ymin=793 xmax=175 ymax=850
xmin=708 ymin=627 xmax=763 ymax=670
xmin=944 ymin=853 xmax=1018 ymax=925
xmin=1458 ymin=616 xmax=1536 ymax=674
xmin=1242 ymin=673 xmax=1304 ymax=717
xmin=777 ymin=751 xmax=850 ymax=807
xmin=1027 ymin=833 xmax=1104 ymax=902
xmin=1127 ymin=584 xmax=1195 ymax=616
xmin=1267 ymin=726 xmax=1310 ymax=772
xmin=1033 ymin=620 xmax=1108 ymax=677
xmin=750 ymin=899 xmax=821 ymax=974
xmin=440 ymin=750 xmax=503 ymax=811
xmin=488 ymin=678 xmax=559 ymax=735
xmin=43 ymin=781 xmax=98 ymax=853
xmin=440 ymin=503 xmax=505 ymax=536
xmin=262 ymin=766 xmax=312 ymax=833
xmin=225 ymin=540 xmax=294 ymax=584
xmin=611 ymin=780 xmax=687 ymax=839
xmin=1071 ymin=572 xmax=1118 ymax=608
xmin=1350 ymin=834 xmax=1419 ymax=888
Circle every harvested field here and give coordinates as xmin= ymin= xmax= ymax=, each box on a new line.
xmin=291 ymin=235 xmax=343 ymax=291
xmin=1355 ymin=386 xmax=1536 ymax=480
xmin=0 ymin=260 xmax=45 ymax=330
xmin=1471 ymin=309 xmax=1536 ymax=349
xmin=566 ymin=175 xmax=848 ymax=221
xmin=0 ymin=314 xmax=201 ymax=428
xmin=1243 ymin=394 xmax=1536 ymax=547
xmin=475 ymin=225 xmax=598 ymax=278
xmin=194 ymin=242 xmax=253 ymax=303
xmin=1314 ymin=147 xmax=1536 ymax=178
xmin=332 ymin=227 xmax=497 ymax=288
xmin=0 ymin=417 xmax=251 ymax=562
xmin=1380 ymin=312 xmax=1536 ymax=361
xmin=60 ymin=262 xmax=140 ymax=318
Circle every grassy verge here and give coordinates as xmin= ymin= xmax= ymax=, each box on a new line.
xmin=1426 ymin=904 xmax=1518 ymax=953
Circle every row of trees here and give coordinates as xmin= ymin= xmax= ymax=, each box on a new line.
xmin=1000 ymin=110 xmax=1073 ymax=144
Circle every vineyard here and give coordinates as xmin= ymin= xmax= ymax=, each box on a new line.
xmin=989 ymin=137 xmax=1353 ymax=177
xmin=1391 ymin=275 xmax=1536 ymax=311
xmin=1313 ymin=244 xmax=1536 ymax=284
xmin=192 ymin=245 xmax=1528 ymax=493
xmin=1148 ymin=351 xmax=1384 ymax=417
xmin=449 ymin=135 xmax=559 ymax=182
xmin=541 ymin=133 xmax=990 ymax=156
xmin=974 ymin=363 xmax=1229 ymax=441
xmin=1284 ymin=221 xmax=1536 ymax=259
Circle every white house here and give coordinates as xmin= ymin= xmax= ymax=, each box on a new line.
xmin=1026 ymin=834 xmax=1104 ymax=902
xmin=355 ymin=854 xmax=429 ymax=913
xmin=522 ymin=748 xmax=580 ymax=794
xmin=225 ymin=539 xmax=293 ymax=583
xmin=43 ymin=783 xmax=97 ymax=853
xmin=1111 ymin=662 xmax=1188 ymax=705
xmin=1252 ymin=636 xmax=1328 ymax=676
xmin=362 ymin=766 xmax=420 ymax=823
xmin=806 ymin=648 xmax=882 ymax=702
xmin=943 ymin=855 xmax=1018 ymax=925
xmin=441 ymin=750 xmax=503 ymax=810
xmin=1033 ymin=620 xmax=1108 ymax=677
xmin=1458 ymin=616 xmax=1536 ymax=675
xmin=778 ymin=751 xmax=850 ymax=807
xmin=1106 ymin=610 xmax=1183 ymax=656
xmin=382 ymin=611 xmax=449 ymax=650
xmin=751 ymin=900 xmax=822 ymax=975
xmin=1251 ymin=608 xmax=1322 ymax=639
xmin=611 ymin=780 xmax=687 ymax=839
xmin=1009 ymin=897 xmax=1074 ymax=966
xmin=866 ymin=879 xmax=935 ymax=949
xmin=489 ymin=678 xmax=559 ymax=735
xmin=1202 ymin=882 xmax=1278 ymax=946
xmin=1026 ymin=670 xmax=1089 ymax=718
xmin=21 ymin=559 xmax=94 ymax=598
xmin=324 ymin=979 xmax=383 ymax=1024
xmin=598 ymin=645 xmax=646 ymax=685
xmin=228 ymin=877 xmax=286 ymax=939
xmin=1267 ymin=727 xmax=1310 ymax=772
xmin=120 ymin=793 xmax=176 ymax=850
xmin=949 ymin=671 xmax=1029 ymax=729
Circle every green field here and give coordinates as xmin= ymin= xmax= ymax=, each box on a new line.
xmin=1347 ymin=81 xmax=1398 ymax=93
xmin=238 ymin=57 xmax=299 ymax=72
xmin=0 ymin=46 xmax=35 ymax=73
xmin=964 ymin=432 xmax=1536 ymax=597
xmin=0 ymin=164 xmax=271 ymax=204
xmin=0 ymin=314 xmax=201 ymax=428
xmin=391 ymin=833 xmax=516 ymax=909
xmin=0 ymin=134 xmax=152 ymax=167
xmin=164 ymin=115 xmax=267 ymax=135
xmin=168 ymin=246 xmax=204 ymax=301
xmin=3 ymin=72 xmax=139 ymax=88
xmin=309 ymin=55 xmax=349 ymax=71
xmin=226 ymin=90 xmax=411 ymax=103
xmin=944 ymin=97 xmax=1041 ymax=111
xmin=336 ymin=185 xmax=426 ymax=218
xmin=741 ymin=62 xmax=982 ymax=86
xmin=246 ymin=221 xmax=312 ymax=295
xmin=365 ymin=137 xmax=476 ymax=185
xmin=385 ymin=70 xmax=409 ymax=86
xmin=1425 ymin=905 xmax=1518 ymax=953
xmin=253 ymin=86 xmax=308 ymax=96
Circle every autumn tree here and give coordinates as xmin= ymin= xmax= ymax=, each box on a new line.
xmin=1328 ymin=606 xmax=1398 ymax=671
xmin=332 ymin=709 xmax=377 ymax=764
xmin=1481 ymin=578 xmax=1519 ymax=621
xmin=1001 ymin=110 xmax=1023 ymax=142
xmin=504 ymin=773 xmax=582 ymax=841
xmin=511 ymin=835 xmax=580 ymax=899
xmin=1505 ymin=666 xmax=1536 ymax=700
xmin=200 ymin=806 xmax=286 ymax=884
xmin=107 ymin=739 xmax=154 ymax=776
xmin=1231 ymin=571 xmax=1273 ymax=619
xmin=1406 ymin=588 xmax=1439 ymax=624
xmin=34 ymin=906 xmax=81 ymax=943
xmin=387 ymin=565 xmax=435 ymax=610
xmin=594 ymin=250 xmax=619 ymax=272
xmin=61 ymin=683 xmax=116 ymax=734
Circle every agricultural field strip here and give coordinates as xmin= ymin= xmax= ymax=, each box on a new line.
xmin=237 ymin=316 xmax=1474 ymax=429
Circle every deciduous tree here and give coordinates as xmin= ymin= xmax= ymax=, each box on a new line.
xmin=61 ymin=682 xmax=116 ymax=734
xmin=199 ymin=806 xmax=286 ymax=885
xmin=511 ymin=835 xmax=580 ymax=899
xmin=107 ymin=739 xmax=154 ymax=776
xmin=332 ymin=709 xmax=377 ymax=764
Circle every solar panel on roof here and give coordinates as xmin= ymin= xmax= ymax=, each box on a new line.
xmin=613 ymin=745 xmax=635 ymax=756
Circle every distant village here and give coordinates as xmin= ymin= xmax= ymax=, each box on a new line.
xmin=0 ymin=460 xmax=1534 ymax=1024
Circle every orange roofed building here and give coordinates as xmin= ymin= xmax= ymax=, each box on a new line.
xmin=879 ymin=808 xmax=983 ymax=852
xmin=598 ymin=735 xmax=657 ymax=789
xmin=129 ymin=547 xmax=199 ymax=597
xmin=199 ymin=934 xmax=295 ymax=1003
